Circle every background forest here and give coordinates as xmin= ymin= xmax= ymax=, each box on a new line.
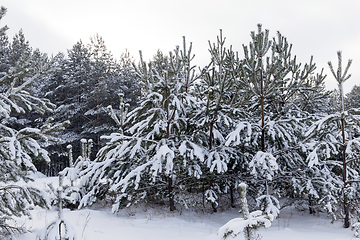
xmin=1 ymin=5 xmax=360 ymax=239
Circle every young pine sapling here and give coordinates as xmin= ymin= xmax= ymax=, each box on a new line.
xmin=218 ymin=183 xmax=274 ymax=240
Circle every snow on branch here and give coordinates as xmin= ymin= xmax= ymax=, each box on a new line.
xmin=249 ymin=151 xmax=278 ymax=181
xmin=225 ymin=122 xmax=252 ymax=147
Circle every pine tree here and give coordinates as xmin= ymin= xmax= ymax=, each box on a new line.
xmin=345 ymin=85 xmax=360 ymax=109
xmin=0 ymin=7 xmax=9 ymax=78
xmin=41 ymin=37 xmax=140 ymax=174
xmin=304 ymin=52 xmax=360 ymax=228
xmin=41 ymin=40 xmax=92 ymax=173
xmin=293 ymin=69 xmax=333 ymax=114
xmin=225 ymin=24 xmax=325 ymax=215
xmin=0 ymin=7 xmax=68 ymax=236
xmin=8 ymin=29 xmax=31 ymax=66
xmin=79 ymin=37 xmax=205 ymax=212
xmin=117 ymin=50 xmax=141 ymax=108
xmin=60 ymin=139 xmax=93 ymax=209
xmin=195 ymin=30 xmax=246 ymax=210
xmin=0 ymin=49 xmax=68 ymax=235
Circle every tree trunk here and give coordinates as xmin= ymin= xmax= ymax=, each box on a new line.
xmin=259 ymin=57 xmax=265 ymax=152
xmin=238 ymin=183 xmax=254 ymax=240
xmin=230 ymin=183 xmax=235 ymax=208
xmin=168 ymin=176 xmax=175 ymax=211
xmin=309 ymin=196 xmax=316 ymax=214
xmin=209 ymin=121 xmax=214 ymax=150
xmin=341 ymin=116 xmax=350 ymax=228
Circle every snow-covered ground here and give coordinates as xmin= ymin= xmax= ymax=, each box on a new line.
xmin=14 ymin=176 xmax=356 ymax=240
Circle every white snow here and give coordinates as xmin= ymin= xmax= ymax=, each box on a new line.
xmin=13 ymin=176 xmax=356 ymax=240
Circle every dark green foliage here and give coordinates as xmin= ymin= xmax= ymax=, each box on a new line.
xmin=346 ymin=85 xmax=360 ymax=109
xmin=38 ymin=37 xmax=140 ymax=174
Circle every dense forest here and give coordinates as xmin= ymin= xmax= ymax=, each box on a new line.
xmin=1 ymin=5 xmax=360 ymax=239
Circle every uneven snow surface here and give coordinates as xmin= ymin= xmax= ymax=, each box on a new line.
xmin=15 ymin=176 xmax=355 ymax=240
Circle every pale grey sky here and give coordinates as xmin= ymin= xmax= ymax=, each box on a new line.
xmin=2 ymin=0 xmax=360 ymax=92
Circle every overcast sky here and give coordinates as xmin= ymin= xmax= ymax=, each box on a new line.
xmin=2 ymin=0 xmax=359 ymax=92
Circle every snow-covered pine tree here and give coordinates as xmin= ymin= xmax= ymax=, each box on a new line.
xmin=0 ymin=7 xmax=9 ymax=78
xmin=8 ymin=29 xmax=31 ymax=67
xmin=41 ymin=37 xmax=140 ymax=174
xmin=0 ymin=7 xmax=69 ymax=236
xmin=117 ymin=50 xmax=141 ymax=108
xmin=41 ymin=40 xmax=93 ymax=173
xmin=82 ymin=35 xmax=120 ymax=148
xmin=225 ymin=24 xmax=325 ymax=215
xmin=194 ymin=30 xmax=247 ymax=210
xmin=292 ymin=68 xmax=334 ymax=114
xmin=5 ymin=30 xmax=62 ymax=175
xmin=345 ymin=85 xmax=360 ymax=109
xmin=79 ymin=37 xmax=205 ymax=212
xmin=304 ymin=52 xmax=360 ymax=228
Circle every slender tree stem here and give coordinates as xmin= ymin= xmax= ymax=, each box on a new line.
xmin=259 ymin=56 xmax=265 ymax=152
xmin=341 ymin=115 xmax=350 ymax=228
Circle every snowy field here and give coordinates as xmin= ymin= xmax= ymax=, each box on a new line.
xmin=14 ymin=176 xmax=356 ymax=240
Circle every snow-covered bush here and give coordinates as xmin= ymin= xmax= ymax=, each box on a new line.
xmin=352 ymin=222 xmax=360 ymax=238
xmin=218 ymin=183 xmax=274 ymax=240
xmin=53 ymin=139 xmax=93 ymax=209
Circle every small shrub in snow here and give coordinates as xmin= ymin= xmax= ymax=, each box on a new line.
xmin=352 ymin=222 xmax=360 ymax=238
xmin=218 ymin=183 xmax=273 ymax=240
xmin=54 ymin=139 xmax=93 ymax=209
xmin=37 ymin=174 xmax=77 ymax=240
